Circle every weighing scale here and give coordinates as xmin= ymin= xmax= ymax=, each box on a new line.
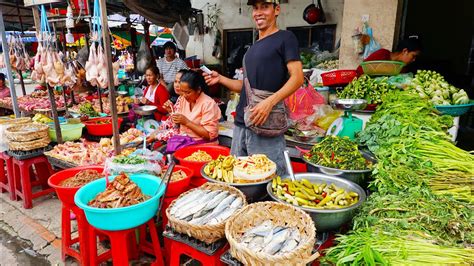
xmin=327 ymin=99 xmax=367 ymax=140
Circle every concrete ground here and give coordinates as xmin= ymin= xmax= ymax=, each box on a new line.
xmin=0 ymin=192 xmax=64 ymax=265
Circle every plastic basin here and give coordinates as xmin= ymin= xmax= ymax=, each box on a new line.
xmin=48 ymin=166 xmax=104 ymax=206
xmin=83 ymin=117 xmax=123 ymax=136
xmin=49 ymin=123 xmax=85 ymax=142
xmin=435 ymin=101 xmax=474 ymax=116
xmin=174 ymin=145 xmax=231 ymax=179
xmin=360 ymin=60 xmax=405 ymax=76
xmin=74 ymin=173 xmax=165 ymax=231
xmin=165 ymin=165 xmax=193 ymax=197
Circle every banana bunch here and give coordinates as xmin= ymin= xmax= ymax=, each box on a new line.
xmin=32 ymin=113 xmax=53 ymax=123
xmin=203 ymin=155 xmax=236 ymax=183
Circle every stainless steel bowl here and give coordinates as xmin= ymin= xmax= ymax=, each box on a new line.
xmin=200 ymin=164 xmax=271 ymax=203
xmin=134 ymin=105 xmax=157 ymax=116
xmin=331 ymin=99 xmax=367 ymax=111
xmin=293 ymin=129 xmax=322 ymax=143
xmin=266 ymin=173 xmax=367 ymax=232
xmin=117 ymin=91 xmax=128 ymax=96
xmin=302 ymin=151 xmax=375 ymax=188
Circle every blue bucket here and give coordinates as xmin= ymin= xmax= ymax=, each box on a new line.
xmin=74 ymin=173 xmax=165 ymax=231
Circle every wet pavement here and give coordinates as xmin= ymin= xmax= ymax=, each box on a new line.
xmin=0 ymin=226 xmax=50 ymax=266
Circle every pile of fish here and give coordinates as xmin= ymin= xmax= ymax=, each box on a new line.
xmin=239 ymin=220 xmax=302 ymax=256
xmin=169 ymin=189 xmax=244 ymax=226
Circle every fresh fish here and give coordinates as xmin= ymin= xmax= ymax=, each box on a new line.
xmin=248 ymin=236 xmax=264 ymax=252
xmin=203 ymin=191 xmax=229 ymax=211
xmin=208 ymin=207 xmax=238 ymax=225
xmin=174 ymin=191 xmax=219 ymax=219
xmin=279 ymin=228 xmax=301 ymax=254
xmin=210 ymin=195 xmax=236 ymax=216
xmin=244 ymin=220 xmax=273 ymax=237
xmin=229 ymin=197 xmax=243 ymax=209
xmin=171 ymin=189 xmax=208 ymax=215
xmin=262 ymin=228 xmax=290 ymax=255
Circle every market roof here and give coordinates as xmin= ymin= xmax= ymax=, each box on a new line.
xmin=1 ymin=0 xmax=192 ymax=31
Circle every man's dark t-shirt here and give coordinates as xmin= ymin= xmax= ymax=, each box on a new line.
xmin=234 ymin=30 xmax=300 ymax=128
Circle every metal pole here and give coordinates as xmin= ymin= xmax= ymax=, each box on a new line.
xmin=98 ymin=0 xmax=121 ymax=155
xmin=47 ymin=84 xmax=63 ymax=144
xmin=0 ymin=11 xmax=20 ymax=118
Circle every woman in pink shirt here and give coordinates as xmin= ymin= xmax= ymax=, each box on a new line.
xmin=0 ymin=73 xmax=11 ymax=98
xmin=167 ymin=70 xmax=221 ymax=142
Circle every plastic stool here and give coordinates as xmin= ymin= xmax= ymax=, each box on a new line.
xmin=89 ymin=219 xmax=164 ymax=266
xmin=12 ymin=155 xmax=55 ymax=209
xmin=0 ymin=152 xmax=15 ymax=200
xmin=167 ymin=239 xmax=228 ymax=266
xmin=61 ymin=204 xmax=91 ymax=265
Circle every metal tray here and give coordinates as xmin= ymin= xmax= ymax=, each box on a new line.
xmin=45 ymin=155 xmax=78 ymax=169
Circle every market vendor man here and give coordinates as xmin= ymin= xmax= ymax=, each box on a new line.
xmin=204 ymin=0 xmax=304 ymax=175
xmin=356 ymin=37 xmax=422 ymax=76
xmin=156 ymin=41 xmax=189 ymax=91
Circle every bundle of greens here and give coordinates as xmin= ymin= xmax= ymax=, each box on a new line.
xmin=352 ymin=189 xmax=473 ymax=246
xmin=79 ymin=102 xmax=99 ymax=117
xmin=304 ymin=136 xmax=371 ymax=170
xmin=410 ymin=70 xmax=470 ymax=105
xmin=358 ymin=91 xmax=473 ymax=202
xmin=337 ymin=75 xmax=398 ymax=104
xmin=324 ymin=228 xmax=474 ymax=265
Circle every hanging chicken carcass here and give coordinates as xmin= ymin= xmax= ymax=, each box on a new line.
xmin=136 ymin=39 xmax=152 ymax=74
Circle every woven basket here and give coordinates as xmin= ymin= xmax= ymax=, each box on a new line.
xmin=8 ymin=136 xmax=51 ymax=151
xmin=0 ymin=117 xmax=31 ymax=125
xmin=225 ymin=201 xmax=319 ymax=266
xmin=166 ymin=182 xmax=247 ymax=244
xmin=5 ymin=123 xmax=49 ymax=142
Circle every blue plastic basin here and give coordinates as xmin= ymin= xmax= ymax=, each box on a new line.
xmin=74 ymin=173 xmax=165 ymax=231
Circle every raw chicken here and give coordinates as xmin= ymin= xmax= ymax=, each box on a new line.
xmin=85 ymin=44 xmax=98 ymax=86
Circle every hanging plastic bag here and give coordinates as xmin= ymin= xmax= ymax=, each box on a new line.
xmin=285 ymin=79 xmax=325 ymax=122
xmin=136 ymin=39 xmax=152 ymax=74
xmin=363 ymin=26 xmax=381 ymax=59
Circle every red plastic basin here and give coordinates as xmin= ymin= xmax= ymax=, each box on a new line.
xmin=174 ymin=144 xmax=231 ymax=178
xmin=48 ymin=165 xmax=104 ymax=206
xmin=83 ymin=117 xmax=123 ymax=136
xmin=165 ymin=165 xmax=193 ymax=197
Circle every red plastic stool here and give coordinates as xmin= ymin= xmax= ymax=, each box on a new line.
xmin=12 ymin=155 xmax=55 ymax=209
xmin=167 ymin=239 xmax=228 ymax=266
xmin=0 ymin=152 xmax=15 ymax=200
xmin=89 ymin=219 xmax=164 ymax=266
xmin=61 ymin=203 xmax=91 ymax=265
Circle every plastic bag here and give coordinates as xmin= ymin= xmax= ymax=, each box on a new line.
xmin=313 ymin=105 xmax=342 ymax=130
xmin=363 ymin=26 xmax=381 ymax=59
xmin=104 ymin=155 xmax=162 ymax=176
xmin=285 ymin=80 xmax=325 ymax=121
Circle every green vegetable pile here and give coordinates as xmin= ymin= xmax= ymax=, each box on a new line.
xmin=410 ymin=70 xmax=470 ymax=105
xmin=79 ymin=102 xmax=99 ymax=117
xmin=304 ymin=136 xmax=371 ymax=170
xmin=112 ymin=155 xmax=146 ymax=165
xmin=323 ymin=90 xmax=474 ymax=265
xmin=337 ymin=75 xmax=399 ymax=104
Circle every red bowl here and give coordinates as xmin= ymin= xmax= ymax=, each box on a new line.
xmin=83 ymin=117 xmax=123 ymax=136
xmin=174 ymin=144 xmax=231 ymax=178
xmin=165 ymin=165 xmax=193 ymax=197
xmin=48 ymin=166 xmax=104 ymax=206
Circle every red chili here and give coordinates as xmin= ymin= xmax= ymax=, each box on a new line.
xmin=331 ymin=152 xmax=335 ymax=161
xmin=322 ymin=192 xmax=327 ymax=198
xmin=314 ymin=199 xmax=321 ymax=203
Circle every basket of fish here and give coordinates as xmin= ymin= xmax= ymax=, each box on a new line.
xmin=166 ymin=182 xmax=247 ymax=244
xmin=225 ymin=201 xmax=319 ymax=266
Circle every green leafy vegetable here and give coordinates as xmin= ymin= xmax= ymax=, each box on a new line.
xmin=304 ymin=136 xmax=371 ymax=170
xmin=337 ymin=75 xmax=399 ymax=104
xmin=112 ymin=155 xmax=146 ymax=165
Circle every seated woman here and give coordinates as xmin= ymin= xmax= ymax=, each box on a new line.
xmin=137 ymin=65 xmax=170 ymax=121
xmin=0 ymin=73 xmax=11 ymax=98
xmin=356 ymin=37 xmax=422 ymax=76
xmin=166 ymin=70 xmax=221 ymax=142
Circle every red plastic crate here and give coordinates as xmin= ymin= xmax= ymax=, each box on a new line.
xmin=321 ymin=70 xmax=357 ymax=86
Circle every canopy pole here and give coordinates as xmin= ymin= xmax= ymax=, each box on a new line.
xmin=99 ymin=0 xmax=121 ymax=155
xmin=0 ymin=11 xmax=20 ymax=118
xmin=47 ymin=84 xmax=63 ymax=144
